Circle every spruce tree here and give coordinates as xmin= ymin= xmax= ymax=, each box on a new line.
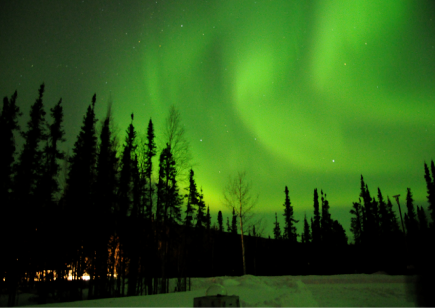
xmin=231 ymin=207 xmax=237 ymax=234
xmin=184 ymin=169 xmax=198 ymax=227
xmin=94 ymin=106 xmax=119 ymax=217
xmin=144 ymin=119 xmax=156 ymax=220
xmin=404 ymin=188 xmax=419 ymax=242
xmin=131 ymin=153 xmax=142 ymax=218
xmin=195 ymin=188 xmax=207 ymax=229
xmin=377 ymin=188 xmax=389 ymax=242
xmin=14 ymin=84 xmax=48 ymax=206
xmin=358 ymin=176 xmax=378 ymax=245
xmin=371 ymin=196 xmax=380 ymax=238
xmin=13 ymin=84 xmax=48 ymax=282
xmin=359 ymin=177 xmax=370 ymax=240
xmin=386 ymin=196 xmax=401 ymax=234
xmin=403 ymin=188 xmax=420 ymax=269
xmin=331 ymin=220 xmax=348 ymax=246
xmin=226 ymin=217 xmax=231 ymax=232
xmin=273 ymin=212 xmax=282 ymax=240
xmin=283 ymin=186 xmax=298 ymax=242
xmin=155 ymin=144 xmax=182 ymax=295
xmin=350 ymin=201 xmax=363 ymax=245
xmin=431 ymin=160 xmax=435 ymax=209
xmin=206 ymin=206 xmax=211 ymax=230
xmin=377 ymin=189 xmax=401 ymax=247
xmin=217 ymin=210 xmax=223 ymax=232
xmin=65 ymin=93 xmax=98 ymax=284
xmin=0 ymin=90 xmax=21 ymax=203
xmin=127 ymin=156 xmax=142 ymax=297
xmin=66 ymin=94 xmax=98 ymax=207
xmin=417 ymin=206 xmax=428 ymax=234
xmin=302 ymin=213 xmax=311 ymax=244
xmin=168 ymin=174 xmax=183 ymax=224
xmin=282 ymin=186 xmax=291 ymax=239
xmin=320 ymin=190 xmax=332 ymax=243
xmin=67 ymin=94 xmax=98 ymax=200
xmin=416 ymin=205 xmax=430 ymax=263
xmin=36 ymin=97 xmax=66 ymax=286
xmin=118 ymin=117 xmax=138 ymax=218
xmin=423 ymin=162 xmax=435 ymax=228
xmin=0 ymin=90 xmax=21 ymax=305
xmin=156 ymin=144 xmax=182 ymax=223
xmin=93 ymin=107 xmax=118 ymax=298
xmin=118 ymin=115 xmax=144 ymax=297
xmin=156 ymin=146 xmax=169 ymax=222
xmin=312 ymin=188 xmax=321 ymax=244
xmin=36 ymin=99 xmax=65 ymax=207
xmin=0 ymin=91 xmax=21 ymax=251
xmin=310 ymin=217 xmax=313 ymax=236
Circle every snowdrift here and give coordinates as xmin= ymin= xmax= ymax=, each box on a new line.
xmin=17 ymin=273 xmax=422 ymax=307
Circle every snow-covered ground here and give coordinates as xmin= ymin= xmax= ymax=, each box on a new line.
xmin=13 ymin=273 xmax=423 ymax=307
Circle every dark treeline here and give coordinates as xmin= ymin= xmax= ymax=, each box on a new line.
xmin=0 ymin=85 xmax=434 ymax=306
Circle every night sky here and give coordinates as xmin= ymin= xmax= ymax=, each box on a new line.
xmin=1 ymin=0 xmax=435 ymax=239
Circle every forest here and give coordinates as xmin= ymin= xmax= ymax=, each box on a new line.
xmin=0 ymin=84 xmax=434 ymax=306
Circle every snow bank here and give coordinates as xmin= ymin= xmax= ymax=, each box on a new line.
xmin=21 ymin=274 xmax=418 ymax=307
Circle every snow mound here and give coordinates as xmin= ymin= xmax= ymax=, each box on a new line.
xmin=223 ymin=278 xmax=241 ymax=287
xmin=20 ymin=274 xmax=419 ymax=307
xmin=238 ymin=274 xmax=262 ymax=286
xmin=205 ymin=284 xmax=227 ymax=296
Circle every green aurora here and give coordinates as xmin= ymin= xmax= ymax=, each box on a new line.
xmin=1 ymin=0 xmax=435 ymax=238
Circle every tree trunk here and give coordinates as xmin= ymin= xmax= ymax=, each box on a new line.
xmin=7 ymin=268 xmax=18 ymax=307
xmin=160 ymin=225 xmax=167 ymax=294
xmin=239 ymin=209 xmax=246 ymax=275
xmin=147 ymin=275 xmax=152 ymax=295
xmin=254 ymin=236 xmax=257 ymax=276
xmin=127 ymin=253 xmax=138 ymax=296
xmin=88 ymin=251 xmax=95 ymax=299
xmin=109 ymin=238 xmax=116 ymax=297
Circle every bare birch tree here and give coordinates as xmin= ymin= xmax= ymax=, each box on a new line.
xmin=223 ymin=171 xmax=259 ymax=275
xmin=162 ymin=105 xmax=193 ymax=184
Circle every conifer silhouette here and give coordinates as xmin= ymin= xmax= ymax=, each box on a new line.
xmin=302 ymin=214 xmax=311 ymax=244
xmin=423 ymin=162 xmax=435 ymax=227
xmin=144 ymin=119 xmax=156 ymax=220
xmin=320 ymin=190 xmax=332 ymax=244
xmin=217 ymin=210 xmax=223 ymax=232
xmin=273 ymin=212 xmax=282 ymax=240
xmin=312 ymin=189 xmax=321 ymax=244
xmin=283 ymin=186 xmax=298 ymax=242
xmin=350 ymin=201 xmax=363 ymax=245
xmin=93 ymin=105 xmax=118 ymax=298
xmin=184 ymin=169 xmax=198 ymax=227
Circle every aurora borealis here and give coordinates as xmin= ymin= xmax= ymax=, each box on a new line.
xmin=1 ymin=0 xmax=435 ymax=238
